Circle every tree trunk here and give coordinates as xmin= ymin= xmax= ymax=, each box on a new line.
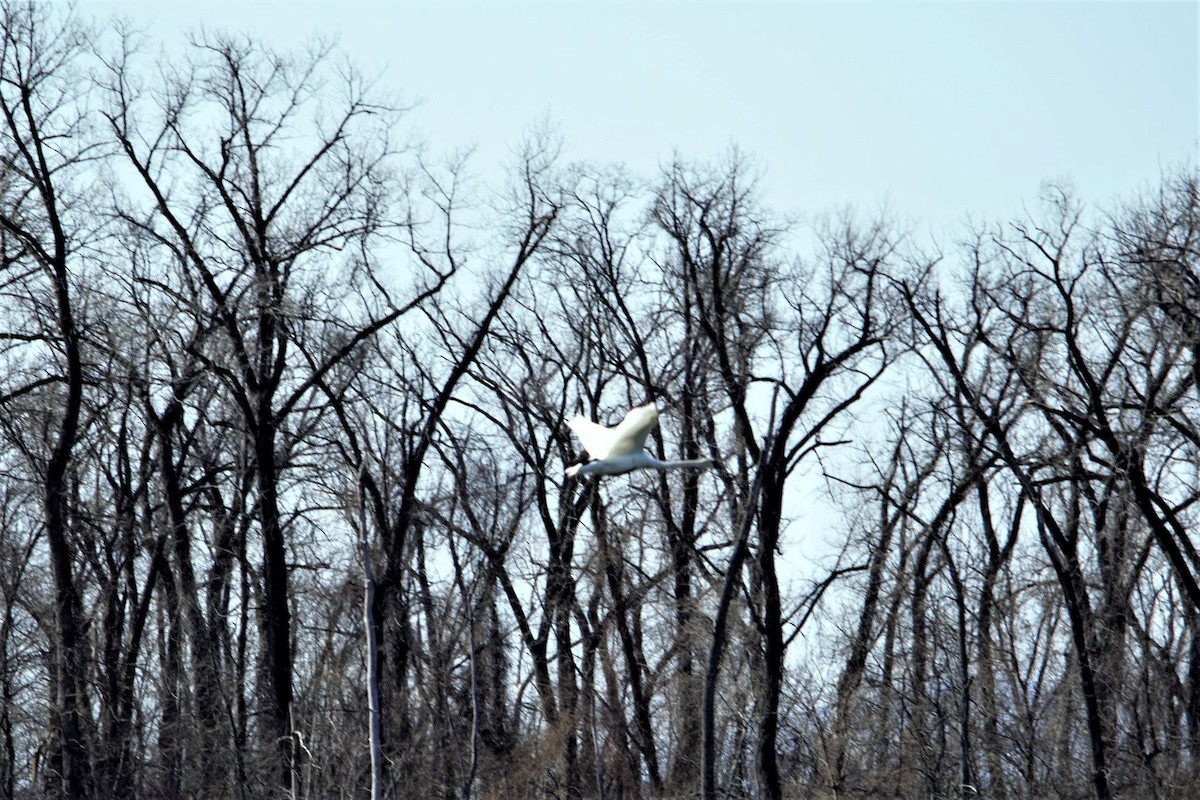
xmin=254 ymin=418 xmax=296 ymax=795
xmin=756 ymin=477 xmax=785 ymax=800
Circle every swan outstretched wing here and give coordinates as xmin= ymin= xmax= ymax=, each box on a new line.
xmin=567 ymin=404 xmax=660 ymax=459
xmin=606 ymin=404 xmax=659 ymax=457
xmin=568 ymin=416 xmax=617 ymax=459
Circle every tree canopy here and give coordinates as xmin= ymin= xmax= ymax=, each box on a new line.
xmin=0 ymin=4 xmax=1197 ymax=799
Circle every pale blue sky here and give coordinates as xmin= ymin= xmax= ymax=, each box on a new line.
xmin=85 ymin=1 xmax=1197 ymax=233
xmin=73 ymin=0 xmax=1196 ymax=587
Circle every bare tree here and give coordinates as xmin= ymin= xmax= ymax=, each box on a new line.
xmin=0 ymin=3 xmax=107 ymax=795
xmin=100 ymin=29 xmax=433 ymax=794
xmin=652 ymin=155 xmax=920 ymax=799
xmin=2 ymin=7 xmax=1198 ymax=798
xmin=898 ymin=178 xmax=1200 ymax=799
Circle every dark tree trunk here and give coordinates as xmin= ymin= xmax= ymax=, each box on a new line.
xmin=254 ymin=416 xmax=296 ymax=794
xmin=756 ymin=477 xmax=785 ymax=800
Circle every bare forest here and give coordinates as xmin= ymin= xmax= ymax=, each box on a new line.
xmin=1 ymin=4 xmax=1198 ymax=799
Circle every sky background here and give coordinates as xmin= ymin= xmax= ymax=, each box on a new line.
xmin=81 ymin=0 xmax=1198 ymax=238
xmin=70 ymin=0 xmax=1200 ymax=592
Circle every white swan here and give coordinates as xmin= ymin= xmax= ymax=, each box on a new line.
xmin=565 ymin=403 xmax=713 ymax=477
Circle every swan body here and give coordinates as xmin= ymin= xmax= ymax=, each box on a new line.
xmin=565 ymin=403 xmax=713 ymax=477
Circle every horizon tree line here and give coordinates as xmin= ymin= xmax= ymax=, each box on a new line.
xmin=0 ymin=3 xmax=1197 ymax=798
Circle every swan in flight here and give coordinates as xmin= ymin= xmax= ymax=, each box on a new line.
xmin=565 ymin=403 xmax=713 ymax=477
